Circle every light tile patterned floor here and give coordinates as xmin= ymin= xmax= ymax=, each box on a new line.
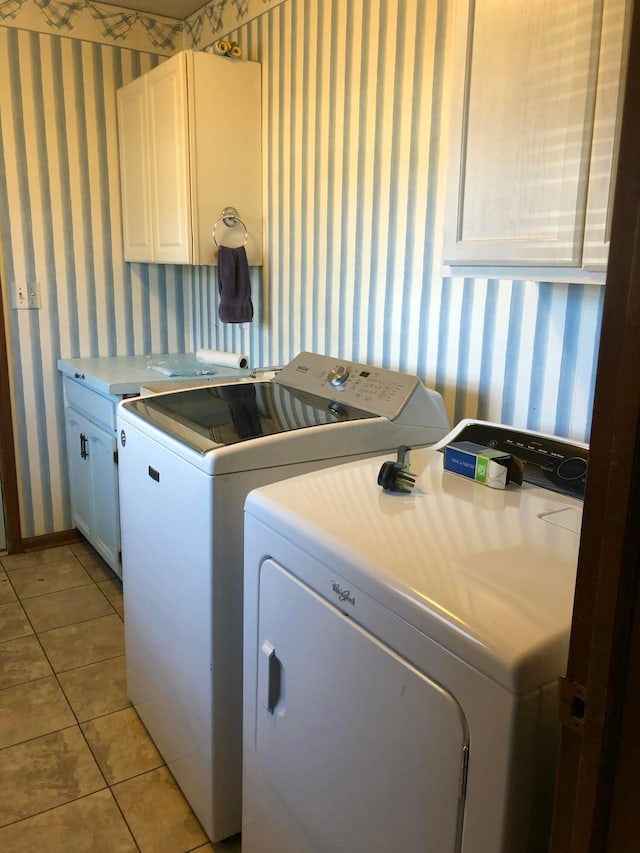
xmin=0 ymin=543 xmax=242 ymax=853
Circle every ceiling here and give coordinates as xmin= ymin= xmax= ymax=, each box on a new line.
xmin=89 ymin=0 xmax=207 ymax=20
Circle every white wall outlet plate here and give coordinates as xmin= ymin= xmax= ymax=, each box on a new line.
xmin=10 ymin=281 xmax=27 ymax=309
xmin=27 ymin=282 xmax=40 ymax=309
xmin=11 ymin=280 xmax=40 ymax=310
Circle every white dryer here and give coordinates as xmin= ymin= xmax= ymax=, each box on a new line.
xmin=116 ymin=351 xmax=449 ymax=842
xmin=242 ymin=420 xmax=588 ymax=853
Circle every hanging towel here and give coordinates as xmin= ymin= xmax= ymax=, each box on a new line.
xmin=217 ymin=245 xmax=253 ymax=323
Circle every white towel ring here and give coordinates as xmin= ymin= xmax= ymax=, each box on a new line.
xmin=212 ymin=207 xmax=249 ymax=248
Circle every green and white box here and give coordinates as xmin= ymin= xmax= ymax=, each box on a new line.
xmin=443 ymin=441 xmax=523 ymax=490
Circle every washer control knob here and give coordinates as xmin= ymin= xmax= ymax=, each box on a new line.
xmin=557 ymin=456 xmax=588 ymax=481
xmin=327 ymin=365 xmax=350 ymax=387
xmin=328 ymin=402 xmax=349 ymax=420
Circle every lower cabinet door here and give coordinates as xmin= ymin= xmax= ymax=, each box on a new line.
xmin=64 ymin=406 xmax=121 ymax=576
xmin=64 ymin=408 xmax=93 ymax=541
xmin=86 ymin=420 xmax=121 ymax=575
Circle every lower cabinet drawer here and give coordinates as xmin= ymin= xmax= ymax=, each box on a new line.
xmin=63 ymin=376 xmax=117 ymax=430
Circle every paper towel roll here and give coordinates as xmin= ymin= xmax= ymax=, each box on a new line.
xmin=195 ymin=349 xmax=249 ymax=369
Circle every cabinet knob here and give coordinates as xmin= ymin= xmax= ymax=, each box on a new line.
xmin=74 ymin=371 xmax=85 ymax=380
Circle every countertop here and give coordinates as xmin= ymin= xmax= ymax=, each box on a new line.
xmin=57 ymin=353 xmax=251 ymax=396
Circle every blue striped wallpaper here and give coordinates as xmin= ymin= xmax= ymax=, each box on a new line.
xmin=0 ymin=0 xmax=604 ymax=538
xmin=0 ymin=28 xmax=185 ymax=536
xmin=196 ymin=0 xmax=603 ymax=434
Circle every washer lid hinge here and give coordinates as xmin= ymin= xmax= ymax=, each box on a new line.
xmin=558 ymin=676 xmax=587 ymax=734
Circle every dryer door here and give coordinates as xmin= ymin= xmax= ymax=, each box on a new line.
xmin=251 ymin=558 xmax=469 ymax=852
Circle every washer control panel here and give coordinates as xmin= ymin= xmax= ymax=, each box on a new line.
xmin=274 ymin=352 xmax=421 ymax=421
xmin=449 ymin=421 xmax=589 ymax=499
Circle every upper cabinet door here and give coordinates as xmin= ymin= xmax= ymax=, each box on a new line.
xmin=444 ymin=0 xmax=604 ymax=271
xmin=188 ymin=51 xmax=263 ymax=267
xmin=117 ymin=75 xmax=153 ymax=262
xmin=116 ymin=51 xmax=262 ymax=266
xmin=146 ymin=53 xmax=193 ymax=265
xmin=582 ymin=0 xmax=631 ymax=271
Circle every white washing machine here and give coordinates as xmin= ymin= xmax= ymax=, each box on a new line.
xmin=242 ymin=420 xmax=588 ymax=853
xmin=116 ymin=351 xmax=449 ymax=842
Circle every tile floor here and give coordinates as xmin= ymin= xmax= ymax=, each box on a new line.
xmin=0 ymin=541 xmax=242 ymax=853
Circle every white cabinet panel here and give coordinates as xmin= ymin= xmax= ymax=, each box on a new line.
xmin=444 ymin=0 xmax=629 ymax=281
xmin=582 ymin=0 xmax=631 ymax=270
xmin=147 ymin=54 xmax=192 ymax=263
xmin=65 ymin=408 xmax=93 ymax=542
xmin=117 ymin=50 xmax=262 ymax=266
xmin=117 ymin=75 xmax=153 ymax=262
xmin=86 ymin=422 xmax=120 ymax=571
xmin=63 ymin=378 xmax=121 ymax=576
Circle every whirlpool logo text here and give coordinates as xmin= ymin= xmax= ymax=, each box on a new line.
xmin=331 ymin=581 xmax=355 ymax=606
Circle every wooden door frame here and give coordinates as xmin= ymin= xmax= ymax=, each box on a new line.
xmin=550 ymin=0 xmax=640 ymax=848
xmin=0 ymin=275 xmax=22 ymax=553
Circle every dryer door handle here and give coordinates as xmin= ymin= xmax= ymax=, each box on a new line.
xmin=260 ymin=640 xmax=282 ymax=715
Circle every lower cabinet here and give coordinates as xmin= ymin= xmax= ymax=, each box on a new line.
xmin=64 ymin=399 xmax=121 ymax=577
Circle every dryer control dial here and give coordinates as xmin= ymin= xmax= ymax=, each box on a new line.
xmin=327 ymin=365 xmax=350 ymax=387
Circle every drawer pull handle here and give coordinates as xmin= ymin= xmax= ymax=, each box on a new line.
xmin=148 ymin=466 xmax=160 ymax=482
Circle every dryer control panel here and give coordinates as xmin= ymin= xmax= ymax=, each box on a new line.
xmin=274 ymin=352 xmax=422 ymax=422
xmin=445 ymin=420 xmax=589 ymax=500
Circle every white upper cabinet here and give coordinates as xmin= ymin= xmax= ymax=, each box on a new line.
xmin=443 ymin=0 xmax=630 ymax=282
xmin=117 ymin=50 xmax=262 ymax=266
xmin=146 ymin=55 xmax=192 ymax=264
xmin=582 ymin=0 xmax=631 ymax=270
xmin=117 ymin=75 xmax=153 ymax=262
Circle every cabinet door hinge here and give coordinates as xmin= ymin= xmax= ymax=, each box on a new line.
xmin=558 ymin=676 xmax=587 ymax=735
xmin=113 ymin=449 xmax=119 ymax=466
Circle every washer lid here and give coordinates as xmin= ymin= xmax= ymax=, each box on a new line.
xmin=120 ymin=380 xmax=376 ymax=453
xmin=246 ymin=445 xmax=583 ymax=694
